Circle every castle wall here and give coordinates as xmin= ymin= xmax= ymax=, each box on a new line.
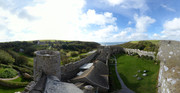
xmin=157 ymin=40 xmax=180 ymax=93
xmin=34 ymin=50 xmax=61 ymax=82
xmin=124 ymin=48 xmax=156 ymax=59
xmin=61 ymin=52 xmax=98 ymax=81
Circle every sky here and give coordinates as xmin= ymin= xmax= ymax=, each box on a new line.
xmin=0 ymin=0 xmax=180 ymax=42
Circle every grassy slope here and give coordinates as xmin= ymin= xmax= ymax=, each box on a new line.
xmin=116 ymin=54 xmax=159 ymax=93
xmin=130 ymin=40 xmax=160 ymax=45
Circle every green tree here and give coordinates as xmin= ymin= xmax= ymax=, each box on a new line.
xmin=15 ymin=56 xmax=28 ymax=66
xmin=0 ymin=50 xmax=15 ymax=65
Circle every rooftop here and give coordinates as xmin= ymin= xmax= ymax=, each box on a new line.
xmin=80 ymin=63 xmax=93 ymax=70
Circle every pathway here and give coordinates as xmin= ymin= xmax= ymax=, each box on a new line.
xmin=113 ymin=55 xmax=135 ymax=93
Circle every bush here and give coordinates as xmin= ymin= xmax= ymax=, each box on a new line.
xmin=141 ymin=55 xmax=153 ymax=60
xmin=70 ymin=52 xmax=78 ymax=57
xmin=24 ymin=47 xmax=36 ymax=57
xmin=7 ymin=50 xmax=28 ymax=66
xmin=118 ymin=41 xmax=158 ymax=52
xmin=0 ymin=64 xmax=12 ymax=68
xmin=0 ymin=50 xmax=15 ymax=65
xmin=0 ymin=68 xmax=18 ymax=78
xmin=12 ymin=65 xmax=33 ymax=75
xmin=15 ymin=56 xmax=28 ymax=66
xmin=80 ymin=55 xmax=87 ymax=59
xmin=0 ymin=80 xmax=28 ymax=88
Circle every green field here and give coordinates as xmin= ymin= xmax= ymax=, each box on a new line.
xmin=0 ymin=77 xmax=26 ymax=93
xmin=0 ymin=85 xmax=24 ymax=93
xmin=116 ymin=54 xmax=159 ymax=93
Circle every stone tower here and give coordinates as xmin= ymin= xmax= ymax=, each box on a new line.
xmin=34 ymin=50 xmax=61 ymax=82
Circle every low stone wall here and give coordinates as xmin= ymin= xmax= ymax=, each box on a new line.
xmin=157 ymin=40 xmax=180 ymax=93
xmin=124 ymin=48 xmax=156 ymax=59
xmin=61 ymin=52 xmax=98 ymax=81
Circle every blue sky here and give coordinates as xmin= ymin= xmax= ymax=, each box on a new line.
xmin=0 ymin=0 xmax=180 ymax=42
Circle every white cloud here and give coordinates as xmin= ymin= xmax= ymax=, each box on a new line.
xmin=128 ymin=21 xmax=132 ymax=25
xmin=107 ymin=0 xmax=124 ymax=6
xmin=87 ymin=25 xmax=118 ymax=41
xmin=161 ymin=4 xmax=176 ymax=12
xmin=153 ymin=33 xmax=159 ymax=37
xmin=0 ymin=30 xmax=9 ymax=41
xmin=111 ymin=14 xmax=155 ymax=41
xmin=0 ymin=0 xmax=118 ymax=42
xmin=128 ymin=33 xmax=149 ymax=40
xmin=113 ymin=31 xmax=127 ymax=38
xmin=134 ymin=14 xmax=155 ymax=32
xmin=80 ymin=9 xmax=117 ymax=27
xmin=160 ymin=18 xmax=180 ymax=40
xmin=104 ymin=0 xmax=148 ymax=13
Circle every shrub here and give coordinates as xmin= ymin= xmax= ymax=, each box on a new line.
xmin=0 ymin=50 xmax=15 ymax=65
xmin=0 ymin=64 xmax=12 ymax=68
xmin=24 ymin=47 xmax=36 ymax=57
xmin=0 ymin=68 xmax=18 ymax=78
xmin=71 ymin=52 xmax=78 ymax=57
xmin=80 ymin=55 xmax=87 ymax=59
xmin=15 ymin=56 xmax=28 ymax=66
xmin=141 ymin=55 xmax=153 ymax=60
xmin=118 ymin=41 xmax=159 ymax=52
xmin=12 ymin=65 xmax=33 ymax=75
xmin=0 ymin=80 xmax=28 ymax=88
xmin=7 ymin=50 xmax=28 ymax=66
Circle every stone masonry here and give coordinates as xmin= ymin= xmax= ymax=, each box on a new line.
xmin=157 ymin=40 xmax=180 ymax=93
xmin=124 ymin=48 xmax=156 ymax=59
xmin=34 ymin=50 xmax=61 ymax=81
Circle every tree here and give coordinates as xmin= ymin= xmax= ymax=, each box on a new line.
xmin=24 ymin=47 xmax=37 ymax=56
xmin=0 ymin=50 xmax=15 ymax=65
xmin=15 ymin=56 xmax=28 ymax=66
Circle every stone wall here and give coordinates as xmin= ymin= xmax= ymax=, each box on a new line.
xmin=110 ymin=46 xmax=125 ymax=54
xmin=124 ymin=48 xmax=156 ymax=59
xmin=61 ymin=52 xmax=98 ymax=81
xmin=34 ymin=50 xmax=61 ymax=82
xmin=157 ymin=40 xmax=180 ymax=93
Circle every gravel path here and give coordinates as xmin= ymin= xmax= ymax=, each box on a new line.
xmin=113 ymin=55 xmax=135 ymax=93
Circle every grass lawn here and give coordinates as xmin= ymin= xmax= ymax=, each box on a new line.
xmin=130 ymin=40 xmax=159 ymax=45
xmin=109 ymin=58 xmax=121 ymax=92
xmin=0 ymin=77 xmax=28 ymax=93
xmin=0 ymin=85 xmax=24 ymax=93
xmin=10 ymin=76 xmax=28 ymax=82
xmin=116 ymin=54 xmax=159 ymax=93
xmin=27 ymin=57 xmax=33 ymax=67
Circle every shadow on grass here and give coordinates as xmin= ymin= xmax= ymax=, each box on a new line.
xmin=109 ymin=64 xmax=121 ymax=92
xmin=119 ymin=73 xmax=140 ymax=92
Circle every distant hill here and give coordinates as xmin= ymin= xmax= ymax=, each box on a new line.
xmin=0 ymin=40 xmax=100 ymax=64
xmin=99 ymin=42 xmax=126 ymax=46
xmin=116 ymin=40 xmax=160 ymax=52
xmin=130 ymin=40 xmax=159 ymax=45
